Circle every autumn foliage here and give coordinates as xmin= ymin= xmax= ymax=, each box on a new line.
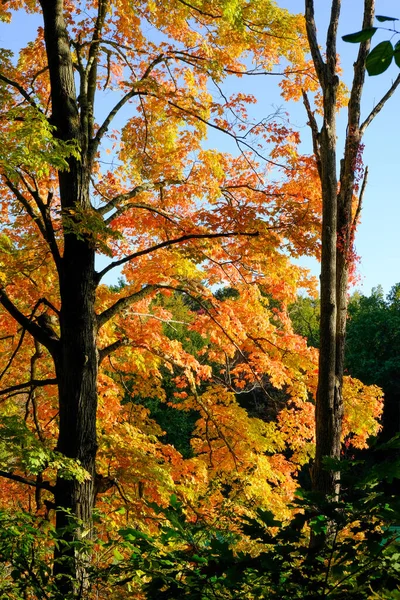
xmin=0 ymin=0 xmax=384 ymax=597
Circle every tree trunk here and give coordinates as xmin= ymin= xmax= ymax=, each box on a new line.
xmin=53 ymin=239 xmax=98 ymax=597
xmin=39 ymin=0 xmax=99 ymax=594
xmin=305 ymin=0 xmax=377 ymax=505
xmin=305 ymin=0 xmax=342 ymax=500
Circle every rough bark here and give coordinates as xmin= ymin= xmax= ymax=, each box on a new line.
xmin=40 ymin=0 xmax=98 ymax=595
xmin=305 ymin=0 xmax=341 ymax=500
xmin=305 ymin=0 xmax=399 ymax=504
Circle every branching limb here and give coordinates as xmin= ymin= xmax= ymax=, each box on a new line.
xmin=0 ymin=327 xmax=26 ymax=384
xmin=86 ymin=0 xmax=109 ymax=139
xmin=19 ymin=176 xmax=61 ymax=268
xmin=347 ymin=0 xmax=374 ymax=130
xmin=0 ymin=469 xmax=54 ymax=493
xmin=304 ymin=0 xmax=326 ymax=87
xmin=156 ymin=95 xmax=292 ymax=170
xmin=0 ymin=289 xmax=58 ymax=354
xmin=5 ymin=177 xmax=61 ymax=269
xmin=95 ymin=231 xmax=258 ymax=283
xmin=0 ymin=378 xmax=57 ymax=397
xmin=4 ymin=178 xmax=47 ymax=241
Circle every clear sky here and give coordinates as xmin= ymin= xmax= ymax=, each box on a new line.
xmin=278 ymin=0 xmax=400 ymax=296
xmin=0 ymin=1 xmax=399 ymax=295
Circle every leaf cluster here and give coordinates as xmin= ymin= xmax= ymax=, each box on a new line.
xmin=343 ymin=16 xmax=400 ymax=75
xmin=101 ymin=451 xmax=400 ymax=599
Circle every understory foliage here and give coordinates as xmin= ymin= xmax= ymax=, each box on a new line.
xmin=0 ymin=0 xmax=391 ymax=597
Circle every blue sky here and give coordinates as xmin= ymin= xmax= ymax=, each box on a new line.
xmin=1 ymin=1 xmax=399 ymax=295
xmin=279 ymin=0 xmax=400 ymax=296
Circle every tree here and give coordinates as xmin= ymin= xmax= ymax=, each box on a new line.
xmin=346 ymin=285 xmax=400 ymax=442
xmin=0 ymin=0 xmax=323 ymax=595
xmin=300 ymin=0 xmax=400 ymax=504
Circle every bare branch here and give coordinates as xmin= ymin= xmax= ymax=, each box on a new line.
xmin=0 ymin=469 xmax=54 ymax=493
xmin=0 ymin=378 xmax=57 ymax=397
xmin=346 ymin=0 xmax=374 ymax=138
xmin=325 ymin=0 xmax=341 ymax=76
xmin=352 ymin=166 xmax=368 ymax=233
xmin=302 ymin=90 xmax=321 ymax=177
xmin=85 ymin=0 xmax=109 ymax=140
xmin=360 ymin=74 xmax=400 ymax=135
xmin=88 ymin=88 xmax=141 ymax=161
xmin=304 ymin=0 xmax=326 ymax=87
xmin=95 ymin=231 xmax=258 ymax=283
xmin=0 ymin=327 xmax=26 ymax=384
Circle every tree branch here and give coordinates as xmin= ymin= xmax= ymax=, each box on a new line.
xmin=95 ymin=231 xmax=258 ymax=283
xmin=97 ymin=179 xmax=182 ymax=217
xmin=360 ymin=74 xmax=400 ymax=135
xmin=98 ymin=339 xmax=129 ymax=364
xmin=0 ymin=378 xmax=57 ymax=397
xmin=0 ymin=74 xmax=43 ymax=112
xmin=352 ymin=165 xmax=368 ymax=233
xmin=89 ymin=54 xmax=166 ymax=161
xmin=302 ymin=89 xmax=321 ymax=177
xmin=13 ymin=175 xmax=62 ymax=269
xmin=346 ymin=0 xmax=374 ymax=139
xmin=304 ymin=0 xmax=326 ymax=87
xmin=105 ymin=201 xmax=177 ymax=226
xmin=97 ymin=284 xmax=159 ymax=328
xmin=0 ymin=469 xmax=54 ymax=493
xmin=325 ymin=0 xmax=341 ymax=76
xmin=156 ymin=95 xmax=292 ymax=171
xmin=0 ymin=289 xmax=59 ymax=354
xmin=4 ymin=178 xmax=48 ymax=243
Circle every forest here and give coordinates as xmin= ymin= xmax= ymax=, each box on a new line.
xmin=0 ymin=0 xmax=399 ymax=598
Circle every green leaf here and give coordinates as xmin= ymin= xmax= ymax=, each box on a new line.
xmin=367 ymin=41 xmax=394 ymax=75
xmin=342 ymin=27 xmax=377 ymax=43
xmin=376 ymin=15 xmax=399 ymax=23
xmin=113 ymin=548 xmax=124 ymax=562
xmin=394 ymin=41 xmax=400 ymax=68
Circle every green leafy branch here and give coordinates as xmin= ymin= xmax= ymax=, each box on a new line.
xmin=343 ymin=15 xmax=400 ymax=76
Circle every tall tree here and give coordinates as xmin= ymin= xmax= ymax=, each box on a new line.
xmin=0 ymin=0 xmax=319 ymax=594
xmin=302 ymin=0 xmax=400 ymax=501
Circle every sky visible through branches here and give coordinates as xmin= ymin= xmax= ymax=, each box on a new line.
xmin=0 ymin=0 xmax=398 ymax=293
